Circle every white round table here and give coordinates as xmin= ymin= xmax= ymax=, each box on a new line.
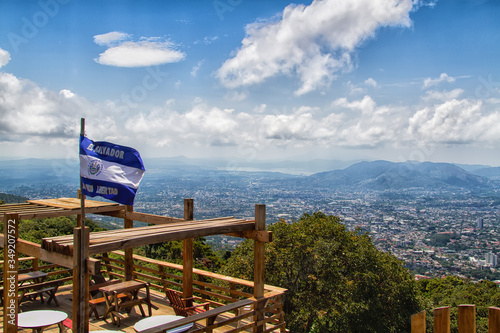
xmin=18 ymin=310 xmax=68 ymax=332
xmin=134 ymin=315 xmax=193 ymax=333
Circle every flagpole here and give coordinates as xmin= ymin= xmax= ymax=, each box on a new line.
xmin=80 ymin=117 xmax=86 ymax=228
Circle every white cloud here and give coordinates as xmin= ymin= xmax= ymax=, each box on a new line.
xmin=421 ymin=88 xmax=464 ymax=101
xmin=59 ymin=89 xmax=75 ymax=98
xmin=94 ymin=33 xmax=185 ymax=67
xmin=2 ymin=68 xmax=499 ymax=160
xmin=216 ymin=0 xmax=414 ymax=95
xmin=93 ymin=31 xmax=130 ymax=46
xmin=422 ymin=73 xmax=456 ymax=89
xmin=191 ymin=60 xmax=204 ymax=77
xmin=0 ymin=73 xmax=89 ymax=141
xmin=364 ymin=78 xmax=378 ymax=88
xmin=409 ymin=98 xmax=500 ymax=144
xmin=0 ymin=48 xmax=10 ymax=68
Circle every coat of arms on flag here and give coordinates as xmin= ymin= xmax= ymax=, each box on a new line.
xmin=79 ymin=134 xmax=145 ymax=205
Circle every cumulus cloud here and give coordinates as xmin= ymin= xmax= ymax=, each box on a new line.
xmin=422 ymin=73 xmax=456 ymax=89
xmin=0 ymin=73 xmax=89 ymax=141
xmin=409 ymin=98 xmax=500 ymax=144
xmin=216 ymin=0 xmax=414 ymax=95
xmin=93 ymin=31 xmax=130 ymax=46
xmin=2 ymin=68 xmax=499 ymax=160
xmin=94 ymin=32 xmax=185 ymax=67
xmin=59 ymin=89 xmax=75 ymax=98
xmin=364 ymin=78 xmax=378 ymax=88
xmin=421 ymin=88 xmax=464 ymax=101
xmin=0 ymin=48 xmax=11 ymax=68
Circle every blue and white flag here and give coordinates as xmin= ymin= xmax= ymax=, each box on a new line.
xmin=79 ymin=135 xmax=145 ymax=206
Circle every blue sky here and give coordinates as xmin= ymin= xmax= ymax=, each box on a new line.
xmin=1 ymin=0 xmax=500 ymax=167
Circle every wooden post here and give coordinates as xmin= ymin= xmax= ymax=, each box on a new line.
xmin=253 ymin=204 xmax=266 ymax=333
xmin=458 ymin=304 xmax=476 ymax=333
xmin=434 ymin=307 xmax=450 ymax=333
xmin=3 ymin=213 xmax=19 ymax=333
xmin=489 ymin=307 xmax=500 ymax=333
xmin=124 ymin=205 xmax=134 ymax=281
xmin=183 ymin=198 xmax=194 ymax=305
xmin=72 ymin=226 xmax=90 ymax=333
xmin=411 ymin=311 xmax=426 ymax=333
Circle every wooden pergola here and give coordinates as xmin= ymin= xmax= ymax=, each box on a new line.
xmin=2 ymin=197 xmax=273 ymax=333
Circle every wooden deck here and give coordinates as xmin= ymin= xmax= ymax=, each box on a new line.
xmin=0 ymin=284 xmax=247 ymax=333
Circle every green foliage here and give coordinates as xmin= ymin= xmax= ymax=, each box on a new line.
xmin=15 ymin=216 xmax=106 ymax=243
xmin=139 ymin=237 xmax=225 ymax=271
xmin=418 ymin=276 xmax=500 ymax=332
xmin=0 ymin=193 xmax=29 ymax=204
xmin=222 ymin=212 xmax=422 ymax=333
xmin=426 ymin=232 xmax=459 ymax=247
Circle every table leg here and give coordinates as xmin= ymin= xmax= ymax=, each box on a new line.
xmin=146 ymin=285 xmax=152 ymax=317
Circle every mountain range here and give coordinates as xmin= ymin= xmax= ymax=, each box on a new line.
xmin=1 ymin=157 xmax=500 ymax=193
xmin=307 ymin=160 xmax=498 ymax=191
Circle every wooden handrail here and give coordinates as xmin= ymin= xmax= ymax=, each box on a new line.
xmin=411 ymin=305 xmax=500 ymax=333
xmin=102 ymin=251 xmax=287 ymax=332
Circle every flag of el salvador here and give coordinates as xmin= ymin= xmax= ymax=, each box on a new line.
xmin=79 ymin=135 xmax=145 ymax=206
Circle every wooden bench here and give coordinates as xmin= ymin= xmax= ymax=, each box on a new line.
xmin=89 ymin=279 xmax=131 ymax=319
xmin=17 ymin=279 xmax=61 ymax=306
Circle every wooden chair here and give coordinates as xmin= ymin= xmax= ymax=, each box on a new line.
xmin=165 ymin=289 xmax=210 ymax=317
xmin=89 ymin=279 xmax=130 ymax=319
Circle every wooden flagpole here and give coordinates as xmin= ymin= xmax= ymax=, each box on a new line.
xmin=80 ymin=117 xmax=86 ymax=228
xmin=73 ymin=117 xmax=90 ymax=332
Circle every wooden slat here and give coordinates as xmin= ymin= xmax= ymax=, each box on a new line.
xmin=490 ymin=307 xmax=500 ymax=333
xmin=28 ymin=197 xmax=118 ymax=209
xmin=434 ymin=307 xmax=450 ymax=333
xmin=411 ymin=311 xmax=426 ymax=333
xmin=89 ymin=221 xmax=255 ymax=254
xmin=458 ymin=304 xmax=476 ymax=333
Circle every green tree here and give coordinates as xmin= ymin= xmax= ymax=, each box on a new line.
xmin=140 ymin=237 xmax=225 ymax=270
xmin=222 ymin=212 xmax=422 ymax=333
xmin=418 ymin=276 xmax=500 ymax=332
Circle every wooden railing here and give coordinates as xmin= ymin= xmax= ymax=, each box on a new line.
xmin=96 ymin=251 xmax=288 ymax=333
xmin=412 ymin=305 xmax=500 ymax=333
xmin=0 ymin=256 xmax=73 ymax=281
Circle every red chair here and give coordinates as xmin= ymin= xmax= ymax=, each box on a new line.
xmin=164 ymin=289 xmax=210 ymax=317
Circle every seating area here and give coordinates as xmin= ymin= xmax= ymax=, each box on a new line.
xmin=1 ymin=197 xmax=287 ymax=332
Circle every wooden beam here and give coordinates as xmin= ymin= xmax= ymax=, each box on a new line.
xmin=458 ymin=305 xmax=476 ymax=333
xmin=183 ymin=198 xmax=194 ymax=306
xmin=489 ymin=307 xmax=500 ymax=333
xmin=3 ymin=213 xmax=19 ymax=333
xmin=253 ymin=204 xmax=266 ymax=333
xmin=225 ymin=230 xmax=273 ymax=242
xmin=126 ymin=211 xmax=186 ymax=224
xmin=124 ymin=205 xmax=134 ymax=281
xmin=0 ymin=235 xmax=100 ymax=275
xmin=73 ymin=226 xmax=90 ymax=333
xmin=88 ymin=221 xmax=255 ymax=255
xmin=411 ymin=311 xmax=426 ymax=333
xmin=434 ymin=307 xmax=450 ymax=333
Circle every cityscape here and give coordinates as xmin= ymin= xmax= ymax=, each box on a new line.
xmin=1 ymin=158 xmax=500 ymax=283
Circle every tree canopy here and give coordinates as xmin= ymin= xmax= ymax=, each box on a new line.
xmin=221 ymin=212 xmax=422 ymax=332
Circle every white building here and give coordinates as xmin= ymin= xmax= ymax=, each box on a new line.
xmin=486 ymin=252 xmax=497 ymax=267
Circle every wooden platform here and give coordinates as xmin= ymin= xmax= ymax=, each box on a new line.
xmin=0 ymin=284 xmax=246 ymax=333
xmin=0 ymin=198 xmax=122 ymax=220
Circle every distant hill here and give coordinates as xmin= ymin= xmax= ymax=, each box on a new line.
xmin=308 ymin=160 xmax=493 ymax=191
xmin=471 ymin=166 xmax=500 ymax=180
